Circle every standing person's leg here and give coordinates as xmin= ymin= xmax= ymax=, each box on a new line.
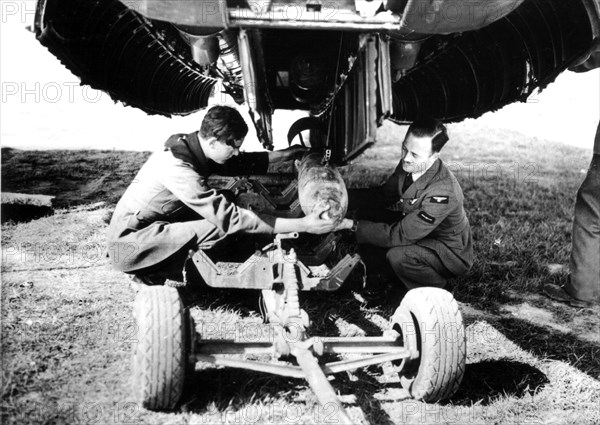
xmin=544 ymin=122 xmax=600 ymax=307
xmin=565 ymin=153 xmax=600 ymax=301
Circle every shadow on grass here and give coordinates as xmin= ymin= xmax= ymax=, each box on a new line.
xmin=454 ymin=268 xmax=600 ymax=378
xmin=1 ymin=204 xmax=54 ymax=224
xmin=493 ymin=316 xmax=600 ymax=378
xmin=180 ymin=365 xmax=399 ymax=424
xmin=181 ymin=368 xmax=305 ymax=411
xmin=450 ymin=360 xmax=548 ymax=405
xmin=338 ymin=369 xmax=398 ymax=425
xmin=455 ymin=278 xmax=600 ymax=379
xmin=178 ymin=361 xmax=548 ymax=422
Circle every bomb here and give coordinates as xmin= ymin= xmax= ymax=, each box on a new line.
xmin=295 ymin=153 xmax=348 ymax=225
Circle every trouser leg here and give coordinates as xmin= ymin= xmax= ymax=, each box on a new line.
xmin=386 ymin=244 xmax=452 ymax=290
xmin=132 ymin=239 xmax=197 ymax=279
xmin=353 ymin=209 xmax=404 ymax=283
xmin=357 ymin=244 xmax=396 ymax=279
xmin=123 ymin=219 xmax=228 ymax=276
xmin=189 ymin=220 xmax=228 ymax=250
xmin=566 ymin=153 xmax=600 ymax=302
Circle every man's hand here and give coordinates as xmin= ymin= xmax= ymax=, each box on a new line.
xmin=269 ymin=145 xmax=309 ymax=163
xmin=334 ymin=218 xmax=355 ymax=232
xmin=302 ymin=202 xmax=337 ymax=234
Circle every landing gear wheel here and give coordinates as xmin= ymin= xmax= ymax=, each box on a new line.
xmin=391 ymin=287 xmax=466 ymax=402
xmin=132 ymin=286 xmax=190 ymax=410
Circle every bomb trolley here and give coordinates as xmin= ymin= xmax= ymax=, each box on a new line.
xmin=131 ymin=229 xmax=467 ymax=423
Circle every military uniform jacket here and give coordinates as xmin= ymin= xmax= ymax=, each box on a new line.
xmin=107 ymin=131 xmax=275 ymax=272
xmin=356 ymin=159 xmax=473 ymax=275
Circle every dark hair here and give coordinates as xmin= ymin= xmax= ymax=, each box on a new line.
xmin=200 ymin=106 xmax=249 ymax=146
xmin=407 ymin=118 xmax=449 ymax=153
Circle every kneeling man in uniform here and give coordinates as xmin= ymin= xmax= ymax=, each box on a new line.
xmin=337 ymin=118 xmax=473 ymax=291
xmin=107 ymin=105 xmax=336 ymax=283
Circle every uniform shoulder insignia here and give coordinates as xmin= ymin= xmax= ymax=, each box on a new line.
xmin=418 ymin=211 xmax=436 ymax=224
xmin=430 ymin=195 xmax=449 ymax=204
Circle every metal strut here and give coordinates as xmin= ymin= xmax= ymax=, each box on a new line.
xmin=292 ymin=347 xmax=354 ymax=425
xmin=280 ymin=237 xmax=353 ymax=425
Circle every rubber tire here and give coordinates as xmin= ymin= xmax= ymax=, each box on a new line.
xmin=391 ymin=287 xmax=466 ymax=402
xmin=132 ymin=286 xmax=188 ymax=410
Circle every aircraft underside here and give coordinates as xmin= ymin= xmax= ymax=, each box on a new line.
xmin=34 ymin=0 xmax=599 ymax=162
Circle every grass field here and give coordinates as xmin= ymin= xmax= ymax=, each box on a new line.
xmin=2 ymin=121 xmax=599 ymax=424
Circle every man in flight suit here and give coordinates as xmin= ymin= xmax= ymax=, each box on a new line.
xmin=337 ymin=118 xmax=473 ymax=291
xmin=107 ymin=105 xmax=336 ymax=283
